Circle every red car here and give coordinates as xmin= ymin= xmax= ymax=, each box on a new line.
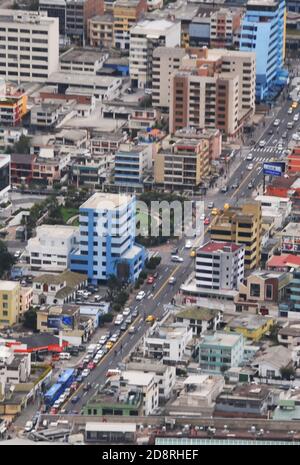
xmin=50 ymin=407 xmax=58 ymax=415
xmin=70 ymin=382 xmax=78 ymax=391
xmin=204 ymin=217 xmax=210 ymax=225
xmin=87 ymin=361 xmax=95 ymax=370
xmin=147 ymin=275 xmax=154 ymax=284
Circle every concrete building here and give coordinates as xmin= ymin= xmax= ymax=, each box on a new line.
xmin=59 ymin=48 xmax=108 ymax=74
xmin=0 ymin=81 xmax=27 ymax=127
xmin=0 ymin=154 xmax=11 ymax=203
xmin=113 ymin=0 xmax=147 ymax=50
xmin=175 ymin=307 xmax=222 ymax=336
xmin=0 ymin=10 xmax=59 ymax=83
xmin=215 ymin=384 xmax=273 ymax=417
xmin=210 ymin=7 xmax=242 ymax=48
xmin=166 ymin=374 xmax=225 ymax=417
xmin=209 ymin=201 xmax=262 ymax=270
xmin=198 ymin=331 xmax=244 ymax=373
xmin=143 ymin=323 xmax=193 ymax=363
xmin=70 ymin=193 xmax=147 ymax=284
xmin=278 ymin=321 xmax=300 ymax=347
xmin=251 ymin=345 xmax=293 ymax=379
xmin=129 ymin=19 xmax=181 ymax=89
xmin=88 ymin=14 xmax=114 ymax=48
xmin=279 ymin=269 xmax=300 ymax=318
xmin=195 ymin=241 xmax=245 ymax=290
xmin=154 ymin=138 xmax=210 ymax=191
xmin=169 ymin=47 xmax=256 ymax=137
xmin=225 ymin=314 xmax=274 ymax=342
xmin=19 ymin=287 xmax=33 ymax=317
xmin=279 ymin=222 xmax=300 ymax=255
xmin=0 ymin=281 xmax=21 ymax=329
xmin=114 ymin=143 xmax=152 ymax=191
xmin=267 ymin=254 xmax=300 ymax=272
xmin=287 ymin=145 xmax=300 ymax=174
xmin=26 ymin=225 xmax=79 ymax=273
xmin=152 ymin=47 xmax=186 ymax=111
xmin=240 ymin=0 xmax=288 ymax=102
xmin=255 ymin=194 xmax=291 ymax=230
xmin=32 ymin=270 xmax=87 ymax=306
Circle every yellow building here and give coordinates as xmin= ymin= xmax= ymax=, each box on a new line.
xmin=0 ymin=281 xmax=21 ymax=328
xmin=0 ymin=92 xmax=27 ymax=127
xmin=113 ymin=0 xmax=147 ymax=50
xmin=210 ymin=201 xmax=262 ymax=270
xmin=225 ymin=315 xmax=274 ymax=342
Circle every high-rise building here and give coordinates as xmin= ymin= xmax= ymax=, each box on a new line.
xmin=0 ymin=281 xmax=21 ymax=329
xmin=240 ymin=0 xmax=288 ymax=102
xmin=0 ymin=10 xmax=59 ymax=83
xmin=210 ymin=7 xmax=242 ymax=48
xmin=113 ymin=0 xmax=147 ymax=50
xmin=169 ymin=47 xmax=256 ymax=137
xmin=129 ymin=19 xmax=181 ymax=89
xmin=0 ymin=154 xmax=10 ymax=204
xmin=195 ymin=241 xmax=245 ymax=290
xmin=70 ymin=193 xmax=147 ymax=284
xmin=39 ymin=0 xmax=67 ymax=35
xmin=114 ymin=143 xmax=152 ymax=191
xmin=209 ymin=201 xmax=262 ymax=270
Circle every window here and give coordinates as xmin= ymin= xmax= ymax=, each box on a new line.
xmin=266 ymin=284 xmax=273 ymax=300
xmin=250 ymin=283 xmax=260 ymax=297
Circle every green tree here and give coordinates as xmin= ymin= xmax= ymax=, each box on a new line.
xmin=106 ymin=275 xmax=122 ymax=302
xmin=101 ymin=313 xmax=114 ymax=323
xmin=0 ymin=241 xmax=14 ymax=278
xmin=280 ymin=366 xmax=296 ymax=380
xmin=23 ymin=308 xmax=37 ymax=330
xmin=12 ymin=135 xmax=31 ymax=154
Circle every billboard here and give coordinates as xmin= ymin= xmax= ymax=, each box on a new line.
xmin=48 ymin=315 xmax=74 ymax=330
xmin=263 ymin=162 xmax=286 ymax=177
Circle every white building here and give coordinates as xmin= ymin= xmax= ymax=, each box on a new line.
xmin=129 ymin=19 xmax=181 ymax=89
xmin=0 ymin=344 xmax=31 ymax=388
xmin=196 ymin=241 xmax=245 ymax=290
xmin=26 ymin=225 xmax=79 ymax=273
xmin=152 ymin=47 xmax=186 ymax=110
xmin=0 ymin=127 xmax=28 ymax=147
xmin=255 ymin=195 xmax=291 ymax=230
xmin=120 ymin=370 xmax=159 ymax=415
xmin=143 ymin=323 xmax=193 ymax=363
xmin=0 ymin=154 xmax=10 ymax=203
xmin=0 ymin=10 xmax=59 ymax=83
xmin=251 ymin=345 xmax=293 ymax=379
xmin=114 ymin=142 xmax=152 ymax=190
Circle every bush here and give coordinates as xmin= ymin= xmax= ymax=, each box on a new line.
xmin=134 ymin=282 xmax=140 ymax=290
xmin=146 ymin=256 xmax=161 ymax=270
xmin=115 ymin=290 xmax=129 ymax=307
xmin=112 ymin=303 xmax=122 ymax=313
xmin=139 ymin=271 xmax=148 ymax=280
xmin=102 ymin=313 xmax=114 ymax=323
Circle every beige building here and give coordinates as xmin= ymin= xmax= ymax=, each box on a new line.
xmin=154 ymin=137 xmax=210 ymax=191
xmin=169 ymin=47 xmax=256 ymax=137
xmin=88 ymin=14 xmax=114 ymax=48
xmin=0 ymin=281 xmax=21 ymax=328
xmin=19 ymin=287 xmax=33 ymax=316
xmin=0 ymin=10 xmax=59 ymax=83
xmin=152 ymin=46 xmax=186 ymax=110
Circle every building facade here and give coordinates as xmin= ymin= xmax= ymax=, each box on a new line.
xmin=113 ymin=0 xmax=147 ymax=50
xmin=0 ymin=281 xmax=21 ymax=328
xmin=198 ymin=331 xmax=245 ymax=373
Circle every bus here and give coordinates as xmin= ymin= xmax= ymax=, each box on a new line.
xmin=44 ymin=383 xmax=65 ymax=406
xmin=57 ymin=368 xmax=75 ymax=389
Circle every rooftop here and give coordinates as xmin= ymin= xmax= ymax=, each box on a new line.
xmin=176 ymin=307 xmax=219 ymax=321
xmin=34 ymin=224 xmax=78 ymax=239
xmin=60 ymin=48 xmax=107 ymax=64
xmin=228 ymin=315 xmax=273 ymax=331
xmin=252 ymin=345 xmax=292 ymax=370
xmin=122 ymin=370 xmax=155 ymax=387
xmin=131 ymin=19 xmax=179 ymax=35
xmin=33 ymin=270 xmax=87 ymax=287
xmin=218 ymin=383 xmax=271 ymax=401
xmin=280 ymin=222 xmax=300 ymax=236
xmin=200 ymin=331 xmax=242 ymax=347
xmin=0 ymin=281 xmax=19 ymax=292
xmin=48 ymin=72 xmax=121 ymax=88
xmin=267 ymin=254 xmax=300 ymax=269
xmin=81 ymin=192 xmax=132 ymax=210
xmin=197 ymin=241 xmax=243 ymax=254
xmin=279 ymin=322 xmax=300 ymax=338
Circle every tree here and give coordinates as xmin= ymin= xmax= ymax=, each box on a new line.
xmin=280 ymin=366 xmax=296 ymax=380
xmin=23 ymin=308 xmax=37 ymax=330
xmin=12 ymin=135 xmax=31 ymax=154
xmin=106 ymin=275 xmax=122 ymax=302
xmin=0 ymin=241 xmax=14 ymax=278
xmin=269 ymin=323 xmax=280 ymax=343
xmin=101 ymin=313 xmax=114 ymax=323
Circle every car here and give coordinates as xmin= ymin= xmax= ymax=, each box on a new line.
xmin=171 ymin=255 xmax=183 ymax=263
xmin=125 ymin=315 xmax=132 ymax=325
xmin=14 ymin=250 xmax=21 ymax=258
xmin=132 ymin=309 xmax=138 ymax=318
xmin=53 ymin=400 xmax=61 ymax=409
xmin=76 ymin=375 xmax=83 ymax=383
xmin=259 ymin=140 xmax=266 ymax=147
xmin=153 ymin=271 xmax=158 ymax=278
xmin=292 ymin=133 xmax=300 ymax=141
xmin=70 ymin=382 xmax=78 ymax=391
xmin=147 ymin=275 xmax=154 ymax=284
xmin=294 ymin=113 xmax=299 ymax=122
xmin=171 ymin=247 xmax=179 ymax=255
xmin=24 ymin=421 xmax=34 ymax=432
xmin=78 ymin=345 xmax=86 ymax=352
xmin=248 ymin=181 xmax=254 ymax=189
xmin=246 ymin=153 xmax=253 ymax=161
xmin=122 ymin=307 xmax=131 ymax=316
xmin=281 ymin=131 xmax=288 ymax=139
xmin=190 ymin=249 xmax=196 ymax=258
xmin=211 ymin=208 xmax=220 ymax=216
xmin=120 ymin=322 xmax=127 ymax=331
xmin=83 ymin=382 xmax=91 ymax=392
xmin=288 ymin=107 xmax=293 ymax=114
xmin=200 ymin=213 xmax=205 ymax=221
xmin=204 ymin=217 xmax=210 ymax=225
xmin=287 ymin=121 xmax=294 ymax=129
xmin=168 ymin=276 xmax=176 ymax=285
xmin=50 ymin=407 xmax=58 ymax=415
xmin=99 ymin=336 xmax=107 ymax=345
xmin=94 ymin=295 xmax=101 ymax=302
xmin=105 ymin=341 xmax=114 ymax=350
xmin=273 ymin=119 xmax=280 ymax=127
xmin=136 ymin=290 xmax=146 ymax=300
xmin=128 ymin=325 xmax=136 ymax=334
xmin=58 ymin=394 xmax=67 ymax=403
xmin=87 ymin=361 xmax=95 ymax=370
xmin=231 ymin=183 xmax=238 ymax=190
xmin=292 ymin=102 xmax=298 ymax=110
xmin=109 ymin=335 xmax=119 ymax=343
xmin=81 ymin=368 xmax=90 ymax=378
xmin=77 ymin=362 xmax=85 ymax=371
xmin=268 ymin=128 xmax=274 ymax=135
xmin=83 ymin=356 xmax=91 ymax=364
xmin=207 ymin=201 xmax=214 ymax=209
xmin=145 ymin=88 xmax=152 ymax=95
xmin=64 ymin=388 xmax=71 ymax=396
xmin=146 ymin=315 xmax=155 ymax=323
xmin=277 ymin=143 xmax=283 ymax=151
xmin=220 ymin=186 xmax=228 ymax=193
xmin=71 ymin=395 xmax=80 ymax=404
xmin=247 ymin=163 xmax=254 ymax=170
xmin=96 ymin=349 xmax=104 ymax=357
xmin=185 ymin=240 xmax=192 ymax=249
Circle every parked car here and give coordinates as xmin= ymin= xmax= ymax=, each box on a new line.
xmin=122 ymin=307 xmax=131 ymax=316
xmin=247 ymin=163 xmax=254 ymax=170
xmin=136 ymin=290 xmax=146 ymax=301
xmin=83 ymin=382 xmax=91 ymax=392
xmin=246 ymin=153 xmax=253 ymax=161
xmin=71 ymin=395 xmax=81 ymax=404
xmin=207 ymin=201 xmax=214 ymax=209
xmin=204 ymin=217 xmax=210 ymax=225
xmin=132 ymin=309 xmax=138 ymax=318
xmin=147 ymin=275 xmax=154 ymax=284
xmin=87 ymin=362 xmax=95 ymax=370
xmin=81 ymin=369 xmax=90 ymax=378
xmin=120 ymin=322 xmax=127 ymax=331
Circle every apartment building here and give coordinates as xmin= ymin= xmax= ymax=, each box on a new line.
xmin=287 ymin=145 xmax=300 ymax=174
xmin=70 ymin=193 xmax=147 ymax=284
xmin=71 ymin=154 xmax=112 ymax=188
xmin=26 ymin=225 xmax=79 ymax=273
xmin=152 ymin=47 xmax=186 ymax=111
xmin=0 ymin=281 xmax=21 ymax=329
xmin=113 ymin=0 xmax=147 ymax=50
xmin=89 ymin=131 xmax=127 ymax=156
xmin=169 ymin=47 xmax=256 ymax=137
xmin=240 ymin=0 xmax=287 ymax=102
xmin=0 ymin=10 xmax=59 ymax=83
xmin=114 ymin=143 xmax=152 ymax=191
xmin=0 ymin=155 xmax=11 ymax=203
xmin=198 ymin=331 xmax=245 ymax=373
xmin=88 ymin=14 xmax=114 ymax=48
xmin=0 ymin=81 xmax=27 ymax=127
xmin=209 ymin=201 xmax=262 ymax=270
xmin=195 ymin=241 xmax=245 ymax=290
xmin=154 ymin=138 xmax=210 ymax=191
xmin=129 ymin=19 xmax=181 ymax=89
xmin=210 ymin=8 xmax=242 ymax=48
xmin=280 ymin=222 xmax=300 ymax=255
xmin=279 ymin=269 xmax=300 ymax=317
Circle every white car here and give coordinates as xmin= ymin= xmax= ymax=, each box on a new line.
xmin=185 ymin=240 xmax=192 ymax=249
xmin=293 ymin=133 xmax=300 ymax=141
xmin=53 ymin=400 xmax=61 ymax=409
xmin=247 ymin=163 xmax=254 ymax=170
xmin=24 ymin=421 xmax=34 ymax=432
xmin=273 ymin=119 xmax=280 ymax=127
xmin=168 ymin=276 xmax=176 ymax=285
xmin=99 ymin=336 xmax=107 ymax=345
xmin=171 ymin=255 xmax=184 ymax=263
xmin=122 ymin=307 xmax=131 ymax=316
xmin=293 ymin=113 xmax=299 ymax=122
xmin=200 ymin=213 xmax=205 ymax=221
xmin=259 ymin=140 xmax=266 ymax=147
xmin=14 ymin=250 xmax=21 ymax=258
xmin=82 ymin=369 xmax=90 ymax=378
xmin=246 ymin=153 xmax=253 ymax=161
xmin=288 ymin=107 xmax=293 ymax=114
xmin=136 ymin=291 xmax=146 ymax=301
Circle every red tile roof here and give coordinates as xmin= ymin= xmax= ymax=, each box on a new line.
xmin=267 ymin=254 xmax=300 ymax=268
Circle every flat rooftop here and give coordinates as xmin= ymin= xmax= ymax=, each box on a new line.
xmin=131 ymin=19 xmax=179 ymax=35
xmin=48 ymin=72 xmax=121 ymax=88
xmin=60 ymin=49 xmax=107 ymax=64
xmin=0 ymin=281 xmax=19 ymax=292
xmin=197 ymin=241 xmax=243 ymax=254
xmin=122 ymin=370 xmax=154 ymax=387
xmin=280 ymin=222 xmax=300 ymax=236
xmin=34 ymin=224 xmax=78 ymax=238
xmin=200 ymin=331 xmax=242 ymax=347
xmin=81 ymin=192 xmax=132 ymax=210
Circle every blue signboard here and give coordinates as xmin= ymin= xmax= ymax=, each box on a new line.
xmin=48 ymin=315 xmax=73 ymax=330
xmin=263 ymin=162 xmax=286 ymax=177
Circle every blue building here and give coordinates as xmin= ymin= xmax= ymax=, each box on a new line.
xmin=240 ymin=0 xmax=288 ymax=102
xmin=70 ymin=193 xmax=147 ymax=284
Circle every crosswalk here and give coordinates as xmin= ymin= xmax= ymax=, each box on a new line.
xmin=253 ymin=146 xmax=286 ymax=153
